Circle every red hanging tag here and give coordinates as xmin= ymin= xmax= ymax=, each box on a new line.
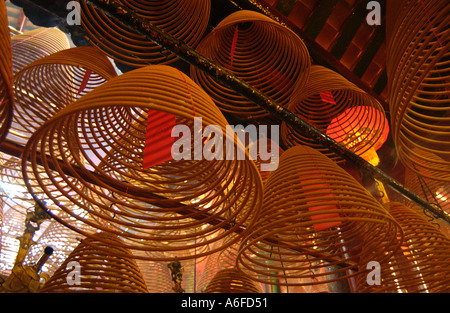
xmin=230 ymin=25 xmax=239 ymax=68
xmin=76 ymin=70 xmax=92 ymax=96
xmin=143 ymin=110 xmax=176 ymax=169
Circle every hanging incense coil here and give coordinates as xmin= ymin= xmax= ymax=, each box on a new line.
xmin=197 ymin=234 xmax=242 ymax=292
xmin=21 ymin=65 xmax=263 ymax=262
xmin=281 ymin=65 xmax=388 ymax=163
xmin=0 ymin=1 xmax=13 ymax=143
xmin=133 ymin=257 xmax=174 ymax=293
xmin=204 ymin=268 xmax=262 ymax=293
xmin=190 ymin=10 xmax=311 ymax=120
xmin=39 ymin=232 xmax=149 ymax=293
xmin=403 ymin=149 xmax=450 ymax=217
xmin=78 ymin=0 xmax=210 ymax=68
xmin=236 ymin=145 xmax=402 ymax=288
xmin=24 ymin=221 xmax=83 ymax=279
xmin=386 ymin=0 xmax=450 ymax=182
xmin=358 ymin=202 xmax=450 ymax=293
xmin=11 ymin=46 xmax=117 ymax=143
xmin=11 ymin=28 xmax=70 ymax=75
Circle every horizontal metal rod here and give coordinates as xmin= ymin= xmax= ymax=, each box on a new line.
xmin=85 ymin=0 xmax=449 ymax=225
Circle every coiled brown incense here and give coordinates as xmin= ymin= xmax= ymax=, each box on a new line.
xmin=237 ymin=145 xmax=402 ymax=288
xmin=358 ymin=202 xmax=450 ymax=293
xmin=78 ymin=0 xmax=210 ymax=68
xmin=190 ymin=10 xmax=310 ymax=120
xmin=281 ymin=65 xmax=388 ymax=163
xmin=40 ymin=232 xmax=149 ymax=293
xmin=386 ymin=0 xmax=450 ymax=182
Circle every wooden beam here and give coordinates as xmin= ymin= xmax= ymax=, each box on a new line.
xmin=330 ymin=0 xmax=369 ymax=59
xmin=304 ymin=0 xmax=339 ymax=39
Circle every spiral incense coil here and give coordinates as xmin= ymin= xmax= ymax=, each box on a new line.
xmin=11 ymin=46 xmax=117 ymax=142
xmin=133 ymin=257 xmax=174 ymax=293
xmin=403 ymin=149 xmax=450 ymax=216
xmin=203 ymin=268 xmax=262 ymax=293
xmin=0 ymin=207 xmax=30 ymax=274
xmin=133 ymin=250 xmax=205 ymax=292
xmin=248 ymin=137 xmax=283 ymax=184
xmin=386 ymin=0 xmax=450 ymax=181
xmin=190 ymin=10 xmax=311 ymax=120
xmin=281 ymin=65 xmax=388 ymax=163
xmin=0 ymin=1 xmax=13 ymax=144
xmin=197 ymin=234 xmax=242 ymax=292
xmin=358 ymin=202 xmax=450 ymax=293
xmin=21 ymin=65 xmax=263 ymax=262
xmin=40 ymin=232 xmax=149 ymax=293
xmin=11 ymin=28 xmax=70 ymax=75
xmin=236 ymin=145 xmax=402 ymax=287
xmin=78 ymin=0 xmax=210 ymax=68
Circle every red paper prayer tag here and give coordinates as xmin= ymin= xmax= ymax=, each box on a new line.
xmin=76 ymin=70 xmax=92 ymax=96
xmin=320 ymin=90 xmax=336 ymax=104
xmin=300 ymin=173 xmax=341 ymax=232
xmin=143 ymin=110 xmax=176 ymax=169
xmin=230 ymin=25 xmax=239 ymax=67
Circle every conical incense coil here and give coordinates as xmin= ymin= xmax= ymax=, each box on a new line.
xmin=403 ymin=148 xmax=450 ymax=220
xmin=236 ymin=145 xmax=402 ymax=288
xmin=204 ymin=268 xmax=262 ymax=293
xmin=0 ymin=153 xmax=38 ymax=276
xmin=197 ymin=234 xmax=242 ymax=292
xmin=281 ymin=65 xmax=388 ymax=163
xmin=358 ymin=202 xmax=450 ymax=293
xmin=39 ymin=232 xmax=148 ymax=293
xmin=21 ymin=64 xmax=263 ymax=262
xmin=134 ymin=257 xmax=174 ymax=293
xmin=190 ymin=10 xmax=310 ymax=120
xmin=24 ymin=221 xmax=83 ymax=279
xmin=386 ymin=0 xmax=450 ymax=182
xmin=11 ymin=28 xmax=70 ymax=75
xmin=78 ymin=0 xmax=210 ymax=68
xmin=11 ymin=46 xmax=117 ymax=143
xmin=248 ymin=137 xmax=283 ymax=184
xmin=0 ymin=0 xmax=13 ymax=143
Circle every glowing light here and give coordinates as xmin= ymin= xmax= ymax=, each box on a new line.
xmin=0 ymin=181 xmax=26 ymax=198
xmin=436 ymin=192 xmax=447 ymax=201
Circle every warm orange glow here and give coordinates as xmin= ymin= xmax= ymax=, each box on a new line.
xmin=326 ymin=106 xmax=389 ymax=154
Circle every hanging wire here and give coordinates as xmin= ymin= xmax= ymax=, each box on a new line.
xmin=412 ymin=163 xmax=444 ymax=229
